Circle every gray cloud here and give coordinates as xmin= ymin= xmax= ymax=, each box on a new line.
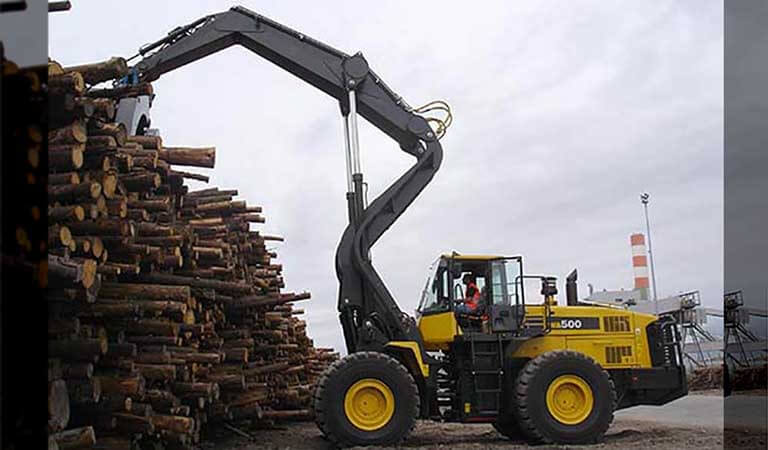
xmin=50 ymin=0 xmax=723 ymax=353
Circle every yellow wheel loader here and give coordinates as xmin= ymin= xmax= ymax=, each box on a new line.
xmin=119 ymin=6 xmax=687 ymax=447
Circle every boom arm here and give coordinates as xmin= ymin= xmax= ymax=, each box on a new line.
xmin=130 ymin=6 xmax=444 ymax=353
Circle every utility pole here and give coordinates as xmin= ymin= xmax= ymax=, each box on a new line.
xmin=640 ymin=193 xmax=659 ymax=315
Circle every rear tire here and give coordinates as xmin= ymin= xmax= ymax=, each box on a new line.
xmin=515 ymin=350 xmax=615 ymax=444
xmin=313 ymin=351 xmax=419 ymax=448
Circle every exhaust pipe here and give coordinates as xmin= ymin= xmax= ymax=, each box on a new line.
xmin=566 ymin=269 xmax=578 ymax=306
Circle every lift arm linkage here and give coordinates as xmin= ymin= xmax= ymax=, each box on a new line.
xmin=131 ymin=5 xmax=444 ymax=353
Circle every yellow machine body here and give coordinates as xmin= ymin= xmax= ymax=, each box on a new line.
xmin=414 ymin=254 xmax=660 ymax=370
xmin=415 ymin=305 xmax=657 ymax=369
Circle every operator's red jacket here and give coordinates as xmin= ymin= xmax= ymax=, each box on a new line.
xmin=465 ymin=282 xmax=481 ymax=311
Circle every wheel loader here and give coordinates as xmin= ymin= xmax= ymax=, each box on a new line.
xmin=117 ymin=6 xmax=688 ymax=447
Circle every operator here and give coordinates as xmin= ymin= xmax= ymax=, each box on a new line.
xmin=456 ymin=273 xmax=482 ymax=315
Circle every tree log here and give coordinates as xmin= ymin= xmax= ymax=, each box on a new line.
xmin=106 ymin=197 xmax=127 ymax=217
xmin=105 ymin=342 xmax=137 ymax=358
xmin=47 ymin=255 xmax=96 ymax=289
xmin=49 ymin=338 xmax=106 ymax=361
xmin=68 ymin=219 xmax=132 ymax=237
xmin=49 ymin=144 xmax=84 ymax=170
xmin=49 ymin=60 xmax=65 ymax=76
xmin=126 ymin=335 xmax=180 ymax=346
xmin=49 ymin=172 xmax=80 ymax=185
xmin=49 ymin=72 xmax=85 ymax=96
xmin=49 ymin=120 xmax=87 ymax=145
xmin=120 ymin=172 xmax=160 ymax=191
xmin=133 ymin=273 xmax=253 ymax=295
xmin=49 ymin=318 xmax=80 ymax=337
xmin=99 ymin=282 xmax=191 ymax=301
xmin=67 ymin=377 xmax=101 ymax=404
xmin=61 ymin=362 xmax=93 ymax=379
xmin=51 ymin=426 xmax=96 ymax=450
xmin=91 ymin=437 xmax=133 ymax=450
xmin=49 ymin=205 xmax=85 ymax=222
xmin=136 ymin=364 xmax=177 ymax=382
xmin=49 ymin=224 xmax=73 ymax=249
xmin=98 ymin=374 xmax=145 ymax=397
xmin=151 ymin=414 xmax=195 ymax=434
xmin=48 ymin=379 xmax=70 ymax=432
xmin=112 ymin=413 xmax=154 ymax=434
xmin=62 ymin=57 xmax=129 ymax=84
xmin=49 ymin=182 xmax=101 ymax=203
xmin=127 ymin=197 xmax=169 ymax=212
xmin=157 ymin=146 xmax=215 ymax=168
xmin=90 ymin=98 xmax=116 ymax=120
xmin=88 ymin=121 xmax=127 ymax=146
xmin=126 ymin=134 xmax=162 ymax=149
xmin=145 ymin=389 xmax=180 ymax=412
xmin=170 ymin=170 xmax=209 ymax=183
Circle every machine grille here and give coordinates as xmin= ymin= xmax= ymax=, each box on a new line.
xmin=603 ymin=316 xmax=631 ymax=332
xmin=605 ymin=345 xmax=633 ymax=364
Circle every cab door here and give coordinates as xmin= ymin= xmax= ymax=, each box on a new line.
xmin=487 ymin=258 xmax=525 ymax=333
xmin=416 ymin=258 xmax=460 ymax=350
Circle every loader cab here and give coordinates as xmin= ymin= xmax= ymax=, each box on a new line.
xmin=416 ymin=254 xmax=525 ymax=350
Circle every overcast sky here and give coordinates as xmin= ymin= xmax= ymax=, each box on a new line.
xmin=48 ymin=1 xmax=724 ymax=353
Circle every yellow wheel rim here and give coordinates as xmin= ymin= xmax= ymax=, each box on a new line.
xmin=343 ymin=378 xmax=395 ymax=431
xmin=545 ymin=375 xmax=594 ymax=425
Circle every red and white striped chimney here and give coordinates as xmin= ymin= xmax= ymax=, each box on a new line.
xmin=630 ymin=234 xmax=650 ymax=297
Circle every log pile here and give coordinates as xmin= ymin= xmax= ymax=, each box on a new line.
xmin=731 ymin=363 xmax=767 ymax=392
xmin=688 ymin=363 xmax=767 ymax=392
xmin=46 ymin=57 xmax=338 ymax=449
xmin=687 ymin=364 xmax=723 ymax=391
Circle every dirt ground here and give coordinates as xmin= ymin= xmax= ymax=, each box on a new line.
xmin=205 ymin=419 xmax=726 ymax=450
xmin=205 ymin=391 xmax=767 ymax=450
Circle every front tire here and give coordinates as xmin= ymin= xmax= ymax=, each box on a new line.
xmin=515 ymin=350 xmax=615 ymax=444
xmin=313 ymin=351 xmax=419 ymax=447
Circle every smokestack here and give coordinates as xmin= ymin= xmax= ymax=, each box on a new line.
xmin=630 ymin=233 xmax=650 ymax=300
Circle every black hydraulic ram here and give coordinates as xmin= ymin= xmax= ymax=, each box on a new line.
xmin=130 ymin=6 xmax=443 ymax=353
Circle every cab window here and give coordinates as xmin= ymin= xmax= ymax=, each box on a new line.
xmin=490 ymin=259 xmax=522 ymax=305
xmin=418 ymin=261 xmax=451 ymax=314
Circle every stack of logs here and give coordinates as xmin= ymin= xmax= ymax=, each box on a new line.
xmin=47 ymin=57 xmax=338 ymax=450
